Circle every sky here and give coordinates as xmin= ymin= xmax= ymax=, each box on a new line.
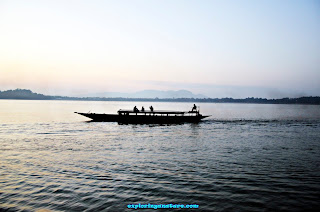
xmin=0 ymin=0 xmax=319 ymax=98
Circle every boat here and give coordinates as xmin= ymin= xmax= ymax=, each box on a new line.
xmin=75 ymin=105 xmax=209 ymax=124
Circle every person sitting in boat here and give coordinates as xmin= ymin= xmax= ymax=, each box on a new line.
xmin=149 ymin=105 xmax=154 ymax=112
xmin=141 ymin=106 xmax=145 ymax=112
xmin=133 ymin=106 xmax=139 ymax=112
xmin=192 ymin=104 xmax=197 ymax=112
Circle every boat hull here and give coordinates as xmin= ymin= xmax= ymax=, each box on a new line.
xmin=75 ymin=112 xmax=208 ymax=124
xmin=75 ymin=113 xmax=119 ymax=122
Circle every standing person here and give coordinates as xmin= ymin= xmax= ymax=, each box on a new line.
xmin=192 ymin=104 xmax=197 ymax=112
xmin=149 ymin=106 xmax=154 ymax=112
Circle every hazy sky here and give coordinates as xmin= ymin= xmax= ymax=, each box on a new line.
xmin=0 ymin=0 xmax=319 ymax=98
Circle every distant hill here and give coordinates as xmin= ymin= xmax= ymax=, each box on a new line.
xmin=81 ymin=89 xmax=208 ymax=98
xmin=0 ymin=89 xmax=53 ymax=100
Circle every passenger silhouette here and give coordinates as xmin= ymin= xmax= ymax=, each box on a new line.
xmin=133 ymin=106 xmax=139 ymax=112
xmin=141 ymin=106 xmax=145 ymax=112
xmin=150 ymin=106 xmax=154 ymax=112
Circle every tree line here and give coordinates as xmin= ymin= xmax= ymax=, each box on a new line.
xmin=1 ymin=89 xmax=319 ymax=105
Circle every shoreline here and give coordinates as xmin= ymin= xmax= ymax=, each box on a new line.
xmin=0 ymin=97 xmax=320 ymax=105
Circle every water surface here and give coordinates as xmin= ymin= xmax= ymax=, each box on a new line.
xmin=1 ymin=100 xmax=319 ymax=211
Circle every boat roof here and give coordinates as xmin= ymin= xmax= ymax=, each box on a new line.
xmin=118 ymin=109 xmax=189 ymax=115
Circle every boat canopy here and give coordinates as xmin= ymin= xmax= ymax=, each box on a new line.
xmin=118 ymin=109 xmax=188 ymax=115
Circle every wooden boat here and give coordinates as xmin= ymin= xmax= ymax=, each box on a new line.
xmin=75 ymin=106 xmax=209 ymax=124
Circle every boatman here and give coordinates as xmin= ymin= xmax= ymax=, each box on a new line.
xmin=192 ymin=104 xmax=197 ymax=112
